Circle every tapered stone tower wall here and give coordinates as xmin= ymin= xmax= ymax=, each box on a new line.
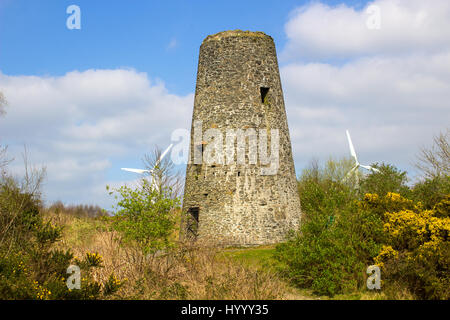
xmin=181 ymin=30 xmax=301 ymax=246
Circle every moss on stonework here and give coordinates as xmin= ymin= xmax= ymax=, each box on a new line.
xmin=203 ymin=30 xmax=271 ymax=43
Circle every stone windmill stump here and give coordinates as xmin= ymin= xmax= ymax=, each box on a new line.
xmin=181 ymin=30 xmax=301 ymax=247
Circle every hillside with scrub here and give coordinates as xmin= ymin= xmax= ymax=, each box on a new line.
xmin=0 ymin=129 xmax=448 ymax=300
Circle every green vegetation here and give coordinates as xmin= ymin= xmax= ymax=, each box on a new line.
xmin=1 ymin=92 xmax=447 ymax=300
xmin=0 ymin=148 xmax=290 ymax=299
xmin=221 ymin=246 xmax=278 ymax=269
xmin=274 ymin=144 xmax=449 ymax=299
xmin=0 ymin=169 xmax=121 ymax=299
xmin=107 ymin=180 xmax=180 ymax=255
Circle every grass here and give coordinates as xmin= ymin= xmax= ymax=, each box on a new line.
xmin=44 ymin=208 xmax=398 ymax=300
xmin=220 ymin=246 xmax=321 ymax=300
xmin=45 ymin=208 xmax=304 ymax=300
xmin=220 ymin=246 xmax=278 ymax=269
xmin=219 ymin=245 xmax=406 ymax=300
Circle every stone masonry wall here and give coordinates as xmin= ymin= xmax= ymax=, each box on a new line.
xmin=181 ymin=30 xmax=301 ymax=247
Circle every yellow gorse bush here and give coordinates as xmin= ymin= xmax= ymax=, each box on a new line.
xmin=358 ymin=191 xmax=450 ymax=298
xmin=363 ymin=193 xmax=379 ymax=203
xmin=362 ymin=192 xmax=450 ymax=270
xmin=85 ymin=252 xmax=103 ymax=267
xmin=374 ymin=245 xmax=398 ymax=268
xmin=384 ymin=209 xmax=431 ymax=246
xmin=360 ymin=192 xmax=418 ymax=211
xmin=32 ymin=281 xmax=51 ymax=300
xmin=111 ymin=275 xmax=121 ymax=286
xmin=102 ymin=273 xmax=123 ymax=296
xmin=12 ymin=260 xmax=28 ymax=275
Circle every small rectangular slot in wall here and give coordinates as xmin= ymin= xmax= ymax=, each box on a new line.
xmin=196 ymin=144 xmax=205 ymax=161
xmin=260 ymin=87 xmax=270 ymax=103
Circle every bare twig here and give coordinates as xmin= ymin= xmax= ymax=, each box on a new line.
xmin=415 ymin=129 xmax=450 ymax=179
xmin=0 ymin=146 xmax=46 ymax=255
xmin=142 ymin=145 xmax=184 ymax=199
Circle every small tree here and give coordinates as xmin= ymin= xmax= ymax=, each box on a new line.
xmin=108 ymin=179 xmax=180 ymax=255
xmin=359 ymin=163 xmax=410 ymax=198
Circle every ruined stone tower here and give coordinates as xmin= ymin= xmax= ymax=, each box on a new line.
xmin=181 ymin=30 xmax=301 ymax=246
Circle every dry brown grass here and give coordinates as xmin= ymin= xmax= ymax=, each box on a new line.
xmin=45 ymin=209 xmax=304 ymax=300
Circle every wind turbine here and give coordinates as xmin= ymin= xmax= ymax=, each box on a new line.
xmin=344 ymin=130 xmax=380 ymax=186
xmin=121 ymin=143 xmax=174 ymax=191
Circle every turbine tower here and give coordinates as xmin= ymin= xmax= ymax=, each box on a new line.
xmin=344 ymin=130 xmax=379 ymax=186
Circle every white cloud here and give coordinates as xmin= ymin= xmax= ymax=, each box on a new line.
xmin=281 ymin=0 xmax=450 ymax=177
xmin=0 ymin=69 xmax=193 ymax=207
xmin=283 ymin=0 xmax=450 ymax=61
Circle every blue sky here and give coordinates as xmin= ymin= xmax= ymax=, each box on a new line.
xmin=0 ymin=0 xmax=449 ymax=208
xmin=0 ymin=0 xmax=370 ymax=93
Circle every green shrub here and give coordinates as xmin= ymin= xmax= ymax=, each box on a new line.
xmin=275 ymin=160 xmax=434 ymax=298
xmin=275 ymin=159 xmax=382 ymax=296
xmin=108 ymin=179 xmax=180 ymax=254
xmin=411 ymin=175 xmax=450 ymax=210
xmin=0 ymin=172 xmax=121 ymax=300
xmin=0 ymin=178 xmax=42 ymax=251
xmin=359 ymin=163 xmax=410 ymax=198
xmin=277 ymin=157 xmax=449 ymax=299
xmin=275 ymin=201 xmax=383 ymax=296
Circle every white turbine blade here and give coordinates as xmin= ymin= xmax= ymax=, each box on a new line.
xmin=360 ymin=164 xmax=380 ymax=173
xmin=346 ymin=130 xmax=359 ymax=165
xmin=121 ymin=168 xmax=151 ymax=174
xmin=155 ymin=143 xmax=174 ymax=168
